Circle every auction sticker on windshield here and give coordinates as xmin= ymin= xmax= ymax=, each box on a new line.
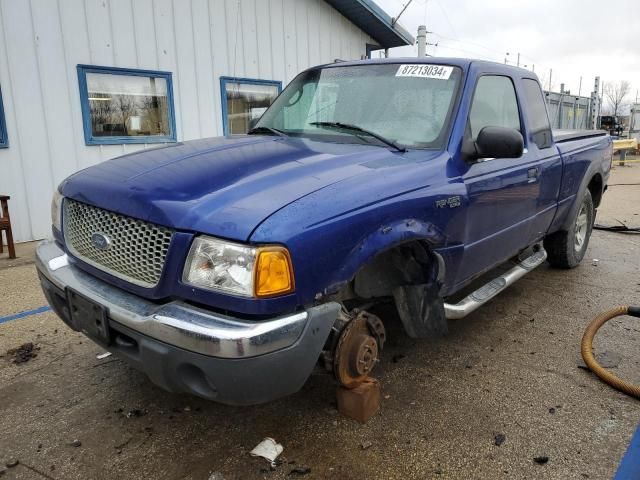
xmin=396 ymin=64 xmax=453 ymax=80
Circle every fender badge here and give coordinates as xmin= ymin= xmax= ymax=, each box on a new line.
xmin=435 ymin=196 xmax=461 ymax=209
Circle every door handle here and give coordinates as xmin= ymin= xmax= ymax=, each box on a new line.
xmin=527 ymin=167 xmax=539 ymax=183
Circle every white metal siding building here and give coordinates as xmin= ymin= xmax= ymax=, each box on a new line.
xmin=0 ymin=0 xmax=411 ymax=243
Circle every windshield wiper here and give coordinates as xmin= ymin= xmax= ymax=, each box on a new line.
xmin=247 ymin=126 xmax=288 ymax=137
xmin=308 ymin=121 xmax=406 ymax=152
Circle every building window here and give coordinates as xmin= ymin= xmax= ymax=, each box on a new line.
xmin=77 ymin=65 xmax=176 ymax=145
xmin=0 ymin=85 xmax=7 ymax=148
xmin=220 ymin=77 xmax=282 ymax=135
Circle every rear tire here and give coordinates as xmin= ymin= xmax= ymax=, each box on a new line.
xmin=544 ymin=189 xmax=594 ymax=268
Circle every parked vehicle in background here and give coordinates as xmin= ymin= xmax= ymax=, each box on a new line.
xmin=37 ymin=58 xmax=612 ymax=405
xmin=599 ymin=115 xmax=624 ymax=136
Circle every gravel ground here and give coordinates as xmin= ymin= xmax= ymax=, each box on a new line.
xmin=0 ymin=165 xmax=638 ymax=480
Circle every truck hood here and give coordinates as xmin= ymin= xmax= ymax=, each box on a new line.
xmin=61 ymin=136 xmax=428 ymax=241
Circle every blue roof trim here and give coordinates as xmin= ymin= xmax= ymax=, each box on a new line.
xmin=0 ymin=84 xmax=8 ymax=148
xmin=325 ymin=0 xmax=414 ymax=49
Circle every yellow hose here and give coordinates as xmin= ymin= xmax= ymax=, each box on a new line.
xmin=581 ymin=306 xmax=640 ymax=399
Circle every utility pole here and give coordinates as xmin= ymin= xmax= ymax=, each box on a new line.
xmin=578 ymin=77 xmax=582 ymax=97
xmin=546 ymin=69 xmax=553 ymax=107
xmin=590 ymin=76 xmax=600 ymax=130
xmin=505 ymin=52 xmax=521 ymax=66
xmin=417 ymin=25 xmax=427 ymax=57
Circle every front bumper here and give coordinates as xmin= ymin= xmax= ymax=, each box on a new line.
xmin=36 ymin=240 xmax=340 ymax=405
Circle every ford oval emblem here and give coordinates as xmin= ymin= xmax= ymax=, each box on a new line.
xmin=91 ymin=232 xmax=111 ymax=251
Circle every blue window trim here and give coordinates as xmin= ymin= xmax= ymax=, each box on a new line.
xmin=77 ymin=64 xmax=177 ymax=145
xmin=0 ymin=85 xmax=8 ymax=148
xmin=220 ymin=76 xmax=282 ymax=136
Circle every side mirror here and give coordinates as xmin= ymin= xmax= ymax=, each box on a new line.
xmin=474 ymin=126 xmax=524 ymax=160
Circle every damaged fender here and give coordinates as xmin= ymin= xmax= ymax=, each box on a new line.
xmin=330 ymin=219 xmax=448 ymax=338
xmin=332 ymin=218 xmax=446 ymax=291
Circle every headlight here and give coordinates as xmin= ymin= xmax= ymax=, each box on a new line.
xmin=183 ymin=236 xmax=295 ymax=298
xmin=51 ymin=190 xmax=64 ymax=232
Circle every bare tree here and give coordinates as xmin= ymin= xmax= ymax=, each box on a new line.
xmin=90 ymin=99 xmax=116 ymax=135
xmin=604 ymin=80 xmax=631 ymax=117
xmin=115 ymin=95 xmax=137 ymax=133
xmin=599 ymin=102 xmax=613 ymax=116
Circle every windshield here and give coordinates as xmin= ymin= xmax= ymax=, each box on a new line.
xmin=256 ymin=63 xmax=462 ymax=149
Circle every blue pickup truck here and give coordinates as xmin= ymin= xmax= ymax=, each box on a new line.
xmin=37 ymin=58 xmax=612 ymax=405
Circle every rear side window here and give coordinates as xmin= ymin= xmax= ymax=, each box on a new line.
xmin=469 ymin=75 xmax=521 ymax=140
xmin=522 ymin=79 xmax=552 ymax=149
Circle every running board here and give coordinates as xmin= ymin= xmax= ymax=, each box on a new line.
xmin=444 ymin=248 xmax=548 ymax=320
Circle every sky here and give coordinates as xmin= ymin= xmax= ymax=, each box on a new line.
xmin=375 ymin=0 xmax=640 ymax=109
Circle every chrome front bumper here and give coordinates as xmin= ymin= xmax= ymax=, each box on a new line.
xmin=36 ymin=240 xmax=332 ymax=359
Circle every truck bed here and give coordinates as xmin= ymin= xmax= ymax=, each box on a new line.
xmin=553 ymin=129 xmax=608 ymax=143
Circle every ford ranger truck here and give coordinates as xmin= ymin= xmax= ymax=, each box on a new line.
xmin=36 ymin=58 xmax=612 ymax=405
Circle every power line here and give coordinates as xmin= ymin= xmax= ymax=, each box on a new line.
xmin=432 ymin=0 xmax=459 ymax=38
xmin=428 ymin=28 xmax=550 ymax=72
xmin=391 ymin=0 xmax=413 ymax=26
xmin=435 ymin=43 xmax=501 ymax=62
xmin=432 ymin=32 xmax=509 ymax=59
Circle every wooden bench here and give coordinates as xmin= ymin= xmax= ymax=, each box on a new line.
xmin=0 ymin=195 xmax=16 ymax=259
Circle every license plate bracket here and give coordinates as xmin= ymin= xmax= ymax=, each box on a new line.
xmin=66 ymin=288 xmax=111 ymax=344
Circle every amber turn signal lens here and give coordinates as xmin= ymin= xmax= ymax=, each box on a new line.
xmin=254 ymin=247 xmax=295 ymax=297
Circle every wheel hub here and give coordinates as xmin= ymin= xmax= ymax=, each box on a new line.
xmin=333 ymin=310 xmax=385 ymax=388
xmin=353 ymin=334 xmax=378 ymax=375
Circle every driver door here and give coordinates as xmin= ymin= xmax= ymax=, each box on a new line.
xmin=455 ymin=75 xmax=540 ymax=284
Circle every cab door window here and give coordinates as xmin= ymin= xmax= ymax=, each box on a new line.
xmin=522 ymin=79 xmax=553 ymax=149
xmin=469 ymin=75 xmax=521 ymax=140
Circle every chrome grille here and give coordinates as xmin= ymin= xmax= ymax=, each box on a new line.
xmin=63 ymin=199 xmax=173 ymax=288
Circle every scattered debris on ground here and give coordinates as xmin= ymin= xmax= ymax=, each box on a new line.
xmin=68 ymin=439 xmax=82 ymax=448
xmin=250 ymin=438 xmax=283 ymax=466
xmin=126 ymin=409 xmax=147 ymax=418
xmin=96 ymin=352 xmax=112 ymax=359
xmin=114 ymin=436 xmax=132 ymax=454
xmin=288 ymin=466 xmax=311 ymax=476
xmin=5 ymin=459 xmax=19 ymax=468
xmin=360 ymin=440 xmax=373 ymax=450
xmin=534 ymin=456 xmax=549 ymax=465
xmin=5 ymin=342 xmax=39 ymax=364
xmin=494 ymin=434 xmax=506 ymax=446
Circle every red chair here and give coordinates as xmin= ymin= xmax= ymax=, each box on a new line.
xmin=0 ymin=195 xmax=16 ymax=259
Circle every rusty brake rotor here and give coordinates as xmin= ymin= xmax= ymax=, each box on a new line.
xmin=333 ymin=310 xmax=385 ymax=388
